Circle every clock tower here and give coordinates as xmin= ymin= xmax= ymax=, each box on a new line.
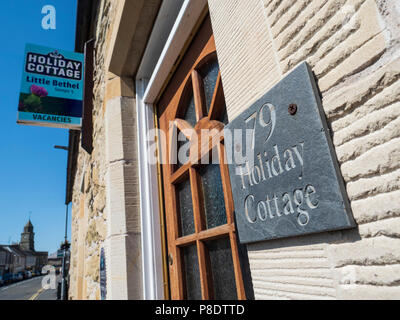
xmin=20 ymin=220 xmax=35 ymax=251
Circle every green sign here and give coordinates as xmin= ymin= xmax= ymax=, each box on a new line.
xmin=17 ymin=43 xmax=84 ymax=129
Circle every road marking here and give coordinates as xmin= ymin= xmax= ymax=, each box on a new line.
xmin=0 ymin=277 xmax=40 ymax=291
xmin=29 ymin=288 xmax=45 ymax=300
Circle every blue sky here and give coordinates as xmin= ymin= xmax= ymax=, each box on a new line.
xmin=0 ymin=1 xmax=77 ymax=253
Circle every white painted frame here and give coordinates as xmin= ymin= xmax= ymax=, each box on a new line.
xmin=136 ymin=0 xmax=207 ymax=300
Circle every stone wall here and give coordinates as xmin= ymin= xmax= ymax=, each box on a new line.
xmin=69 ymin=0 xmax=142 ymax=300
xmin=69 ymin=0 xmax=116 ymax=300
xmin=209 ymin=0 xmax=400 ymax=299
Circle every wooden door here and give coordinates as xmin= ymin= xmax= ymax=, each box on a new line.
xmin=157 ymin=15 xmax=246 ymax=300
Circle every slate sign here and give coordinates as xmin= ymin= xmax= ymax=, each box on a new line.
xmin=225 ymin=62 xmax=356 ymax=244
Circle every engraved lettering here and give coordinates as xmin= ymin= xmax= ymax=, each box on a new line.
xmin=305 ymin=184 xmax=319 ymax=209
xmin=265 ymin=195 xmax=274 ymax=219
xmin=283 ymin=148 xmax=296 ymax=171
xmin=257 ymin=201 xmax=268 ymax=221
xmin=293 ymin=189 xmax=310 ymax=226
xmin=257 ymin=153 xmax=267 ymax=181
xmin=245 ymin=112 xmax=257 ymax=150
xmin=244 ymin=195 xmax=256 ymax=224
xmin=259 ymin=103 xmax=276 ymax=144
xmin=273 ymin=193 xmax=282 ymax=217
xmin=282 ymin=192 xmax=295 ymax=215
xmin=271 ymin=145 xmax=284 ymax=176
xmin=251 ymin=163 xmax=262 ymax=185
xmin=292 ymin=142 xmax=304 ymax=179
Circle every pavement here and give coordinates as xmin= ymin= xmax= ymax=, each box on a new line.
xmin=0 ymin=275 xmax=58 ymax=300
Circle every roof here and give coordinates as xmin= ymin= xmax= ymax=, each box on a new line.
xmin=0 ymin=245 xmax=47 ymax=257
xmin=4 ymin=245 xmax=25 ymax=257
xmin=25 ymin=220 xmax=33 ymax=228
xmin=0 ymin=246 xmax=13 ymax=253
xmin=9 ymin=245 xmax=26 ymax=256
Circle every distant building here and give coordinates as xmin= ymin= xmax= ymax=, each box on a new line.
xmin=10 ymin=246 xmax=26 ymax=273
xmin=0 ymin=247 xmax=12 ymax=276
xmin=20 ymin=220 xmax=35 ymax=251
xmin=0 ymin=220 xmax=48 ymax=275
xmin=48 ymin=250 xmax=64 ymax=267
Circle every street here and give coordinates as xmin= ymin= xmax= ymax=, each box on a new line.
xmin=0 ymin=276 xmax=57 ymax=300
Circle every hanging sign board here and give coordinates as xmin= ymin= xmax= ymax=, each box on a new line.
xmin=17 ymin=43 xmax=84 ymax=129
xmin=225 ymin=62 xmax=356 ymax=244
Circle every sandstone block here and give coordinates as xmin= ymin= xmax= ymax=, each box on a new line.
xmin=350 ymin=190 xmax=400 ymax=223
xmin=358 ymin=218 xmax=400 ymax=239
xmin=337 ymin=284 xmax=400 ymax=299
xmin=319 ymin=32 xmax=386 ymax=92
xmin=346 ymin=168 xmax=400 ymax=201
xmin=340 ymin=137 xmax=400 ymax=180
xmin=327 ymin=236 xmax=400 ymax=268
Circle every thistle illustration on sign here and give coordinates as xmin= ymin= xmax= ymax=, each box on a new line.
xmin=19 ymin=85 xmax=49 ymax=113
xmin=31 ymin=84 xmax=49 ymax=97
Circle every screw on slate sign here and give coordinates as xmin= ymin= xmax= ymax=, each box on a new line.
xmin=288 ymin=103 xmax=298 ymax=115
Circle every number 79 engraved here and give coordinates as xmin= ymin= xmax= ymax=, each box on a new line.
xmin=244 ymin=103 xmax=276 ymax=149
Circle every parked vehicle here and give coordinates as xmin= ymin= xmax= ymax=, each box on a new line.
xmin=24 ymin=271 xmax=32 ymax=279
xmin=15 ymin=272 xmax=24 ymax=281
xmin=0 ymin=275 xmax=4 ymax=286
xmin=3 ymin=273 xmax=13 ymax=284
